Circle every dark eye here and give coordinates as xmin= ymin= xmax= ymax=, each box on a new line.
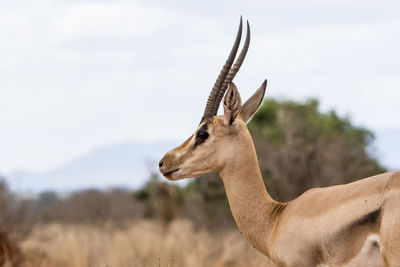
xmin=195 ymin=131 xmax=209 ymax=145
xmin=197 ymin=131 xmax=209 ymax=139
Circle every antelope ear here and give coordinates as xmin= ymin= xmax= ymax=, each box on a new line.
xmin=240 ymin=80 xmax=267 ymax=123
xmin=223 ymin=82 xmax=242 ymax=125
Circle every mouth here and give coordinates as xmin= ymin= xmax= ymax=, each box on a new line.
xmin=163 ymin=168 xmax=180 ymax=179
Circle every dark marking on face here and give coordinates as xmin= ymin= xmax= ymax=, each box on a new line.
xmin=194 ymin=121 xmax=209 ymax=148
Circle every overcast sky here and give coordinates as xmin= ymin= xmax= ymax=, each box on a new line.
xmin=1 ymin=0 xmax=399 ymax=174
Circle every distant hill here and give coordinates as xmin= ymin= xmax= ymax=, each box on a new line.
xmin=7 ymin=141 xmax=177 ymax=193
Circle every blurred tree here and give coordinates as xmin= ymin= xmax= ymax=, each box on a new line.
xmin=35 ymin=191 xmax=59 ymax=222
xmin=189 ymin=98 xmax=385 ymax=204
xmin=34 ymin=188 xmax=145 ymax=224
xmin=0 ymin=178 xmax=32 ymax=238
xmin=249 ymin=99 xmax=385 ymax=201
xmin=184 ymin=173 xmax=233 ymax=229
xmin=134 ymin=172 xmax=182 ymax=226
xmin=37 ymin=191 xmax=58 ymax=206
xmin=0 ymin=177 xmax=29 ymax=265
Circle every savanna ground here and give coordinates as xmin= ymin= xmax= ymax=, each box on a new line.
xmin=20 ymin=219 xmax=272 ymax=267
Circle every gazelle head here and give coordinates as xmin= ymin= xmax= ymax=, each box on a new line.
xmin=159 ymin=18 xmax=267 ymax=180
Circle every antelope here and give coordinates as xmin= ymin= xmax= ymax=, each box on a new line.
xmin=159 ymin=18 xmax=400 ymax=266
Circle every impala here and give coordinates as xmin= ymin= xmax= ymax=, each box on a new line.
xmin=159 ymin=18 xmax=400 ymax=266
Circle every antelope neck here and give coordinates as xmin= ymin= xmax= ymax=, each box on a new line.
xmin=219 ymin=132 xmax=281 ymax=257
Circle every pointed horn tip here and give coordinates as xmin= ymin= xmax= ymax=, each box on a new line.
xmin=246 ymin=20 xmax=250 ymax=34
xmin=240 ymin=17 xmax=245 ymax=28
xmin=262 ymin=79 xmax=267 ymax=87
xmin=259 ymin=80 xmax=268 ymax=95
xmin=236 ymin=17 xmax=243 ymax=36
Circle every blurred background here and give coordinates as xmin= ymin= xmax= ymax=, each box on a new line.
xmin=0 ymin=0 xmax=399 ymax=266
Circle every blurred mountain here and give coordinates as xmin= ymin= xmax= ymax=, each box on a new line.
xmin=7 ymin=141 xmax=177 ymax=193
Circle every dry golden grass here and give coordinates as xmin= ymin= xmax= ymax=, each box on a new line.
xmin=20 ymin=219 xmax=274 ymax=267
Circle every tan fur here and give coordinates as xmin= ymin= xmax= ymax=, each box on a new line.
xmin=159 ymin=84 xmax=399 ymax=266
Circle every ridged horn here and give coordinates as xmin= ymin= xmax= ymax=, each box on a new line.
xmin=201 ymin=18 xmax=243 ymax=122
xmin=212 ymin=21 xmax=250 ymax=116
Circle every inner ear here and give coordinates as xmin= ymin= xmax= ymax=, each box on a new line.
xmin=240 ymin=79 xmax=267 ymax=123
xmin=223 ymin=82 xmax=242 ymax=125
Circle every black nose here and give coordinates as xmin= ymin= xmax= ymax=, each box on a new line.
xmin=159 ymin=161 xmax=164 ymax=168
